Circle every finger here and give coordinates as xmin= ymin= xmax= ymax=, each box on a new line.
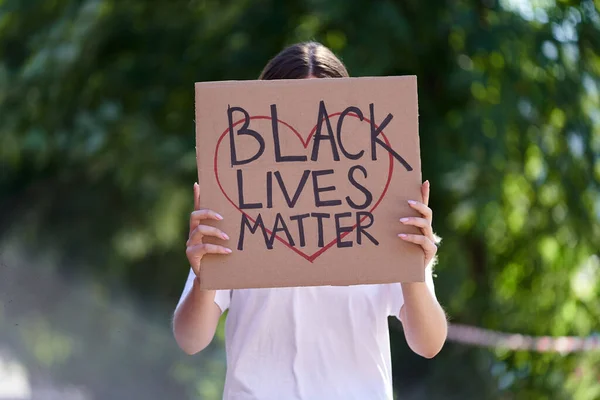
xmin=191 ymin=209 xmax=223 ymax=221
xmin=407 ymin=200 xmax=432 ymax=223
xmin=421 ymin=180 xmax=430 ymax=207
xmin=399 ymin=217 xmax=434 ymax=240
xmin=194 ymin=182 xmax=200 ymax=211
xmin=186 ymin=243 xmax=232 ymax=257
xmin=189 ymin=209 xmax=223 ymax=233
xmin=398 ymin=233 xmax=437 ymax=257
xmin=188 ymin=225 xmax=230 ymax=246
xmin=189 ymin=183 xmax=202 ymax=236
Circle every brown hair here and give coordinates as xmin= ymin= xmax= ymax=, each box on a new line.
xmin=259 ymin=42 xmax=349 ymax=80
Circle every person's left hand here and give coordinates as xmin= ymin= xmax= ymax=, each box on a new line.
xmin=398 ymin=180 xmax=438 ymax=266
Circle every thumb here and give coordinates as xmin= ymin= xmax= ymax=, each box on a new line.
xmin=421 ymin=180 xmax=430 ymax=206
xmin=193 ymin=182 xmax=200 ymax=210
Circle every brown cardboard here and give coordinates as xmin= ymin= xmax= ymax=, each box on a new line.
xmin=195 ymin=76 xmax=424 ymax=289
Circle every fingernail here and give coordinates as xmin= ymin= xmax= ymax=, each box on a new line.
xmin=408 ymin=200 xmax=416 ymax=205
xmin=222 ymin=233 xmax=230 ymax=240
xmin=216 ymin=213 xmax=224 ymax=220
xmin=400 ymin=218 xmax=409 ymax=223
xmin=399 ymin=234 xmax=407 ymax=238
xmin=224 ymin=248 xmax=232 ymax=254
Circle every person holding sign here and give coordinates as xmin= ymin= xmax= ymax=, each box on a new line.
xmin=173 ymin=42 xmax=447 ymax=400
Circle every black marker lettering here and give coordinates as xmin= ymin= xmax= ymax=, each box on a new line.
xmin=268 ymin=213 xmax=295 ymax=248
xmin=271 ymin=104 xmax=307 ymax=163
xmin=310 ymin=101 xmax=340 ymax=162
xmin=336 ymin=106 xmax=365 ymax=160
xmin=311 ymin=212 xmax=331 ymax=248
xmin=238 ymin=213 xmax=271 ymax=250
xmin=266 ymin=171 xmax=273 ymax=209
xmin=274 ymin=170 xmax=311 ymax=208
xmin=228 ymin=106 xmax=265 ymax=166
xmin=334 ymin=212 xmax=353 ymax=248
xmin=346 ymin=165 xmax=373 ymax=210
xmin=290 ymin=213 xmax=310 ymax=247
xmin=312 ymin=169 xmax=342 ymax=207
xmin=356 ymin=211 xmax=379 ymax=245
xmin=237 ymin=169 xmax=262 ymax=209
xmin=368 ymin=103 xmax=412 ymax=171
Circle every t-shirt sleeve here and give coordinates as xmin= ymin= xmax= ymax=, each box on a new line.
xmin=387 ymin=283 xmax=404 ymax=318
xmin=176 ymin=268 xmax=232 ymax=314
xmin=214 ymin=289 xmax=232 ymax=313
xmin=387 ymin=263 xmax=437 ymax=318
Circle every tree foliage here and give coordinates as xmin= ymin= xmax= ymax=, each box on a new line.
xmin=1 ymin=0 xmax=599 ymax=398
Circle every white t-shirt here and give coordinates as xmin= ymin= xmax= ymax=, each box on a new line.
xmin=177 ymin=267 xmax=436 ymax=400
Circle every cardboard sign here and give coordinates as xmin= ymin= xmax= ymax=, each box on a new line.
xmin=195 ymin=76 xmax=424 ymax=289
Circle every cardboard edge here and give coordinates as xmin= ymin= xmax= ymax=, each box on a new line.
xmin=199 ymin=274 xmax=425 ymax=291
xmin=411 ymin=75 xmax=425 ymax=273
xmin=194 ymin=75 xmax=418 ymax=89
xmin=194 ymin=83 xmax=208 ymax=288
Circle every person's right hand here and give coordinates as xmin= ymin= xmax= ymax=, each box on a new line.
xmin=186 ymin=182 xmax=231 ymax=279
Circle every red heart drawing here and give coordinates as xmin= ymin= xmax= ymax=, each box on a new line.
xmin=213 ymin=112 xmax=394 ymax=263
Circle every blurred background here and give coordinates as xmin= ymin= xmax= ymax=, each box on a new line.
xmin=0 ymin=0 xmax=599 ymax=399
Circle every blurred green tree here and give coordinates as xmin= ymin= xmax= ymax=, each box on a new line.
xmin=1 ymin=0 xmax=598 ymax=399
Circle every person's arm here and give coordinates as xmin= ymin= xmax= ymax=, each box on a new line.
xmin=399 ymin=278 xmax=447 ymax=358
xmin=397 ymin=180 xmax=448 ymax=358
xmin=173 ymin=280 xmax=222 ymax=354
xmin=173 ymin=182 xmax=231 ymax=355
